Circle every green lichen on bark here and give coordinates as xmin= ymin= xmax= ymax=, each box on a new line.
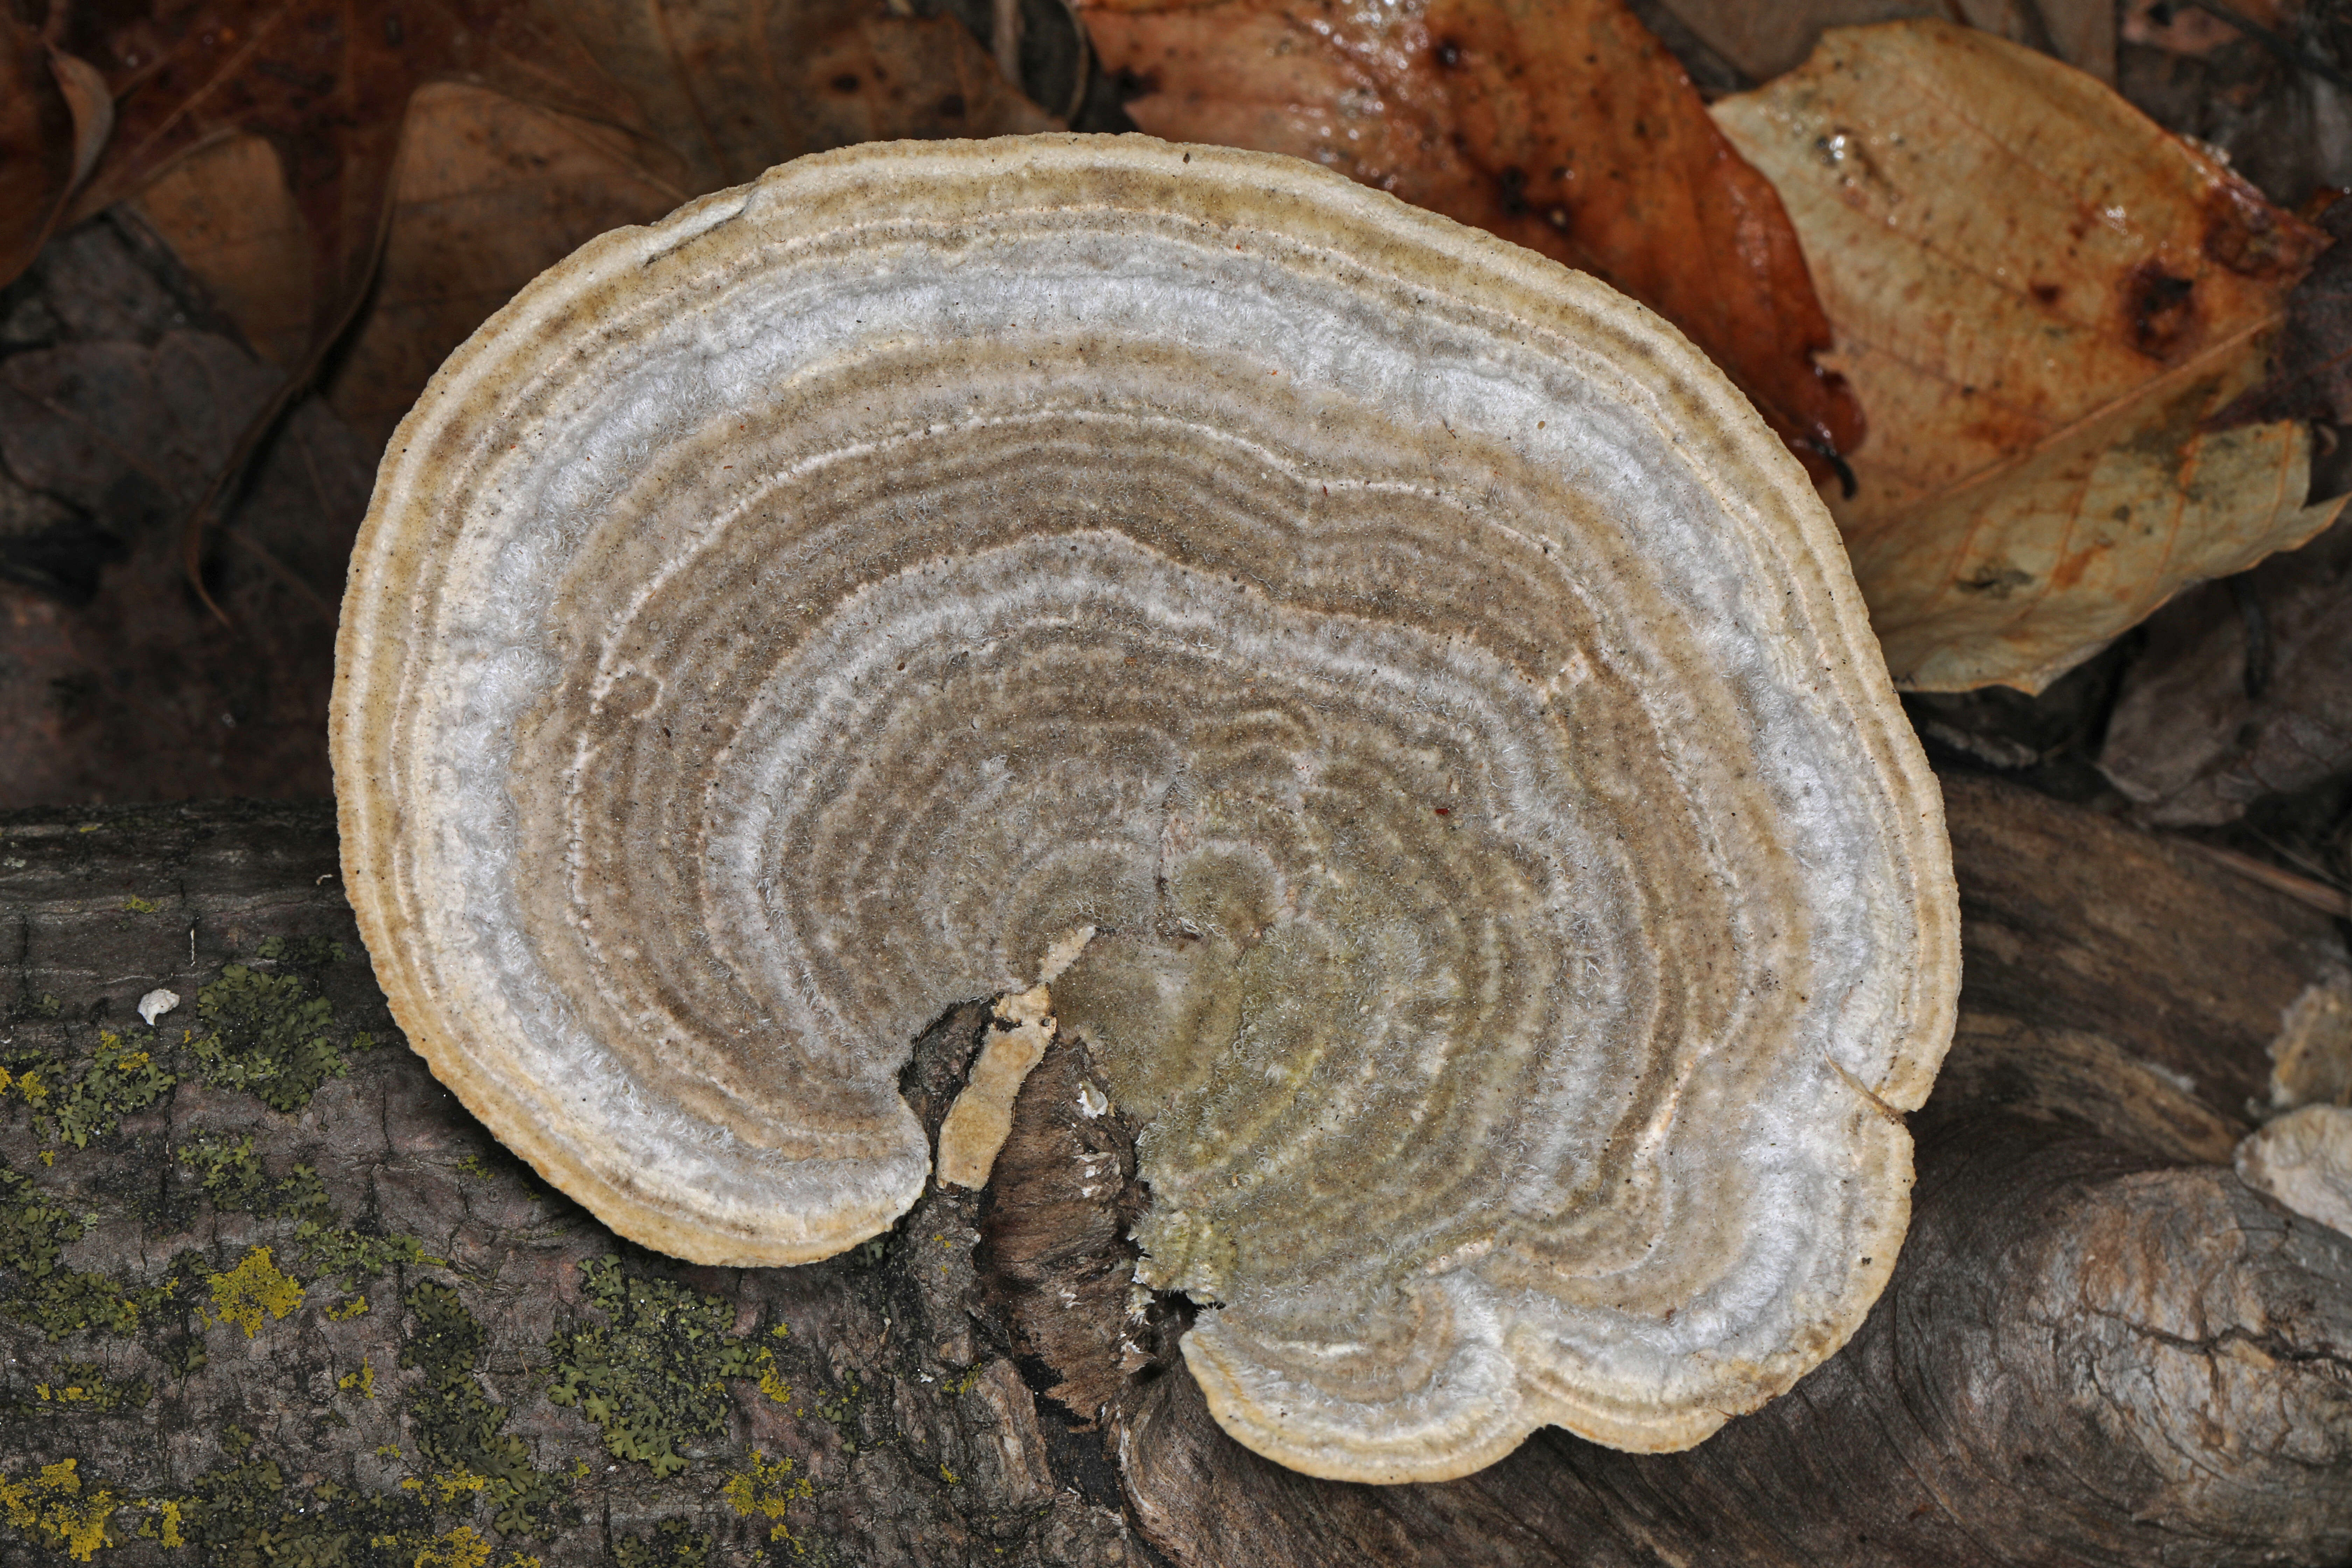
xmin=0 ymin=1163 xmax=163 ymax=1340
xmin=176 ymin=1134 xmax=329 ymax=1221
xmin=253 ymin=936 xmax=348 ymax=972
xmin=2 ymin=1031 xmax=176 ymax=1152
xmin=45 ymin=1036 xmax=176 ymax=1152
xmin=612 ymin=1518 xmax=712 ymax=1567
xmin=189 ymin=965 xmax=363 ymax=1114
xmin=542 ymin=1258 xmax=777 ymax=1478
xmin=168 ymin=1428 xmax=436 ymax=1568
xmin=18 ymin=1362 xmax=153 ymax=1416
xmin=295 ymin=1224 xmax=439 ymax=1292
xmin=0 ymin=804 xmax=1110 ymax=1566
xmin=399 ymin=1280 xmax=565 ymax=1535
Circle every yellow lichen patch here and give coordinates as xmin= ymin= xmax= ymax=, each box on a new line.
xmin=327 ymin=1295 xmax=372 ymax=1320
xmin=339 ymin=1360 xmax=377 ymax=1398
xmin=155 ymin=1499 xmax=184 ymax=1548
xmin=120 ymin=896 xmax=160 ymax=915
xmin=205 ymin=1247 xmax=305 ymax=1337
xmin=722 ymin=1450 xmax=812 ymax=1545
xmin=414 ymin=1524 xmax=492 ymax=1568
xmin=0 ymin=1458 xmax=119 ymax=1561
xmin=431 ymin=1470 xmax=488 ymax=1503
xmin=755 ymin=1348 xmax=791 ymax=1405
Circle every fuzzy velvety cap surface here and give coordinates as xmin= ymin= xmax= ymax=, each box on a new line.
xmin=331 ymin=134 xmax=1959 ymax=1484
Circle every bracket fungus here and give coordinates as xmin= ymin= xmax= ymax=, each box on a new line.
xmin=332 ymin=135 xmax=1959 ymax=1484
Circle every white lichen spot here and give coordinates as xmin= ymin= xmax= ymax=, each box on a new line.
xmin=1077 ymin=1081 xmax=1110 ymax=1118
xmin=138 ymin=988 xmax=181 ymax=1027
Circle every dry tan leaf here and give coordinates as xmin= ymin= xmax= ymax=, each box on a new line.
xmin=58 ymin=0 xmax=653 ymax=375
xmin=133 ymin=98 xmax=672 ymax=451
xmin=334 ymin=85 xmax=681 ymax=448
xmin=1 ymin=26 xmax=110 ymax=284
xmin=2120 ymin=0 xmax=2294 ymax=58
xmin=1658 ymin=0 xmax=2116 ymax=85
xmin=49 ymin=51 xmax=114 ymax=191
xmin=563 ymin=0 xmax=1055 ymax=190
xmin=128 ymin=135 xmax=313 ymax=370
xmin=2100 ymin=514 xmax=2352 ymax=825
xmin=130 ymin=3 xmax=1056 ymax=452
xmin=1076 ymin=0 xmax=1865 ymax=479
xmin=782 ymin=9 xmax=1059 ymax=149
xmin=1714 ymin=20 xmax=2337 ymax=692
xmin=2214 ymin=193 xmax=2352 ymax=429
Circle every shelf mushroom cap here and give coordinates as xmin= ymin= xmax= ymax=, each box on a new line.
xmin=331 ymin=134 xmax=1960 ymax=1484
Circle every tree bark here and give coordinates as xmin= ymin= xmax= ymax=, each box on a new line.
xmin=0 ymin=773 xmax=2347 ymax=1566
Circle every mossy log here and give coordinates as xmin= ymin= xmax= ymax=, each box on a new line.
xmin=0 ymin=774 xmax=2347 ymax=1567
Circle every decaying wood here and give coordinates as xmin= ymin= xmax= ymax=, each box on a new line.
xmin=1 ymin=774 xmax=2348 ymax=1566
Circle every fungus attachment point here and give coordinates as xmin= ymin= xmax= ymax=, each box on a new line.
xmin=937 ymin=984 xmax=1059 ymax=1190
xmin=333 ymin=135 xmax=1958 ymax=1483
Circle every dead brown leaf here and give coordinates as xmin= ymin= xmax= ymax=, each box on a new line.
xmin=2213 ymin=192 xmax=2352 ymax=429
xmin=124 ymin=1 xmax=1055 ymax=451
xmin=34 ymin=0 xmax=651 ymax=608
xmin=1 ymin=20 xmax=111 ymax=285
xmin=2121 ymin=0 xmax=2295 ymax=58
xmin=0 ymin=218 xmax=372 ymax=806
xmin=1715 ymin=20 xmax=2339 ymax=692
xmin=0 ymin=21 xmax=77 ymax=288
xmin=57 ymin=0 xmax=649 ymax=351
xmin=1655 ymin=0 xmax=2117 ymax=86
xmin=1076 ymin=0 xmax=1865 ymax=477
xmin=134 ymin=87 xmax=679 ymax=450
xmin=2099 ymin=513 xmax=2352 ymax=825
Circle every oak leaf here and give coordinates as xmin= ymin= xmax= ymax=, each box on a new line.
xmin=2099 ymin=515 xmax=2352 ymax=825
xmin=56 ymin=0 xmax=650 ymax=381
xmin=0 ymin=16 xmax=111 ymax=285
xmin=1075 ymin=0 xmax=1864 ymax=477
xmin=1714 ymin=20 xmax=2340 ymax=692
xmin=114 ymin=1 xmax=1056 ymax=449
xmin=1650 ymin=0 xmax=2116 ymax=86
xmin=29 ymin=0 xmax=650 ymax=607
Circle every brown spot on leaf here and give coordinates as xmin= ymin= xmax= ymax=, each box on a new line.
xmin=2124 ymin=262 xmax=2197 ymax=360
xmin=1959 ymin=563 xmax=2035 ymax=597
xmin=1497 ymin=164 xmax=1529 ymax=216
